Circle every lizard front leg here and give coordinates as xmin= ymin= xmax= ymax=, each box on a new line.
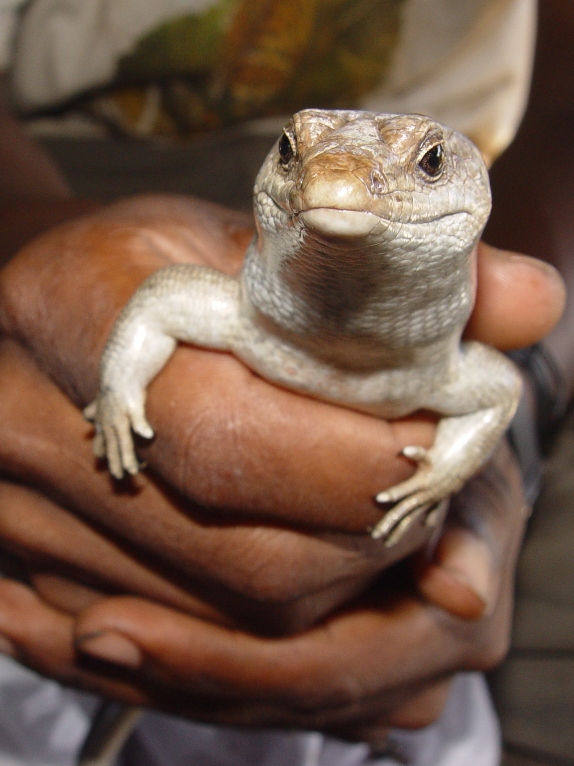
xmin=84 ymin=265 xmax=241 ymax=478
xmin=373 ymin=342 xmax=522 ymax=545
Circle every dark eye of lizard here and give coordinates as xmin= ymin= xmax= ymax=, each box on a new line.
xmin=278 ymin=132 xmax=295 ymax=165
xmin=418 ymin=143 xmax=444 ymax=177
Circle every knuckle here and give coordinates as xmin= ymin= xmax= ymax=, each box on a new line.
xmin=388 ymin=681 xmax=452 ymax=730
xmin=208 ymin=531 xmax=332 ymax=608
xmin=290 ymin=674 xmax=367 ymax=715
xmin=468 ymin=628 xmax=511 ymax=672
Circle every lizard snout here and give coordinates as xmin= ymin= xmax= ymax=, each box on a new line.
xmin=290 ymin=154 xmax=389 ymax=236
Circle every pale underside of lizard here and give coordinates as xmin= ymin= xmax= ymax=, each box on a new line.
xmin=85 ymin=109 xmax=522 ymax=546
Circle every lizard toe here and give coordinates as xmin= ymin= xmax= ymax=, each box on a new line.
xmin=83 ymin=401 xmax=97 ymax=421
xmin=372 ymin=499 xmax=435 ymax=544
xmin=402 ymin=445 xmax=429 ymax=463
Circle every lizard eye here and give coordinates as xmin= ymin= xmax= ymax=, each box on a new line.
xmin=278 ymin=132 xmax=295 ymax=166
xmin=418 ymin=143 xmax=444 ymax=177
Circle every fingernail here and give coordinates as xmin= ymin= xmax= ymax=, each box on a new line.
xmin=489 ymin=247 xmax=563 ymax=281
xmin=509 ymin=252 xmax=561 ymax=278
xmin=438 ymin=529 xmax=492 ymax=611
xmin=0 ymin=635 xmax=17 ymax=658
xmin=75 ymin=631 xmax=142 ymax=669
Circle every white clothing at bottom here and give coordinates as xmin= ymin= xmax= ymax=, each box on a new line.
xmin=0 ymin=656 xmax=500 ymax=766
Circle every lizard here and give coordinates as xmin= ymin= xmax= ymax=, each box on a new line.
xmin=84 ymin=108 xmax=522 ymax=547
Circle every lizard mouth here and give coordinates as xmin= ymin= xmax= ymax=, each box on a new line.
xmin=256 ymin=190 xmax=384 ymax=237
xmin=257 ymin=190 xmax=473 ymax=240
xmin=298 ymin=208 xmax=381 ymax=237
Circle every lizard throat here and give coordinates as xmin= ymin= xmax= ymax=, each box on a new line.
xmin=241 ymin=225 xmax=476 ymax=362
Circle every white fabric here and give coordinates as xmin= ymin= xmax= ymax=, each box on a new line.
xmin=0 ymin=0 xmax=536 ymax=161
xmin=0 ymin=654 xmax=500 ymax=766
xmin=10 ymin=0 xmax=215 ymax=110
xmin=363 ymin=0 xmax=537 ymax=162
xmin=126 ymin=673 xmax=500 ymax=766
xmin=0 ymin=655 xmax=97 ymax=766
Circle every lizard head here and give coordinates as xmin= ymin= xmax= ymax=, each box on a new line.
xmin=254 ymin=109 xmax=491 ymax=246
xmin=245 ymin=109 xmax=491 ymax=347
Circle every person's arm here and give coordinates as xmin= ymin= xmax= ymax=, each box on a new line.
xmin=0 ymin=77 xmax=99 ymax=264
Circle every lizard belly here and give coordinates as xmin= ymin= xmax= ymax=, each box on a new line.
xmin=232 ymin=319 xmax=451 ymax=420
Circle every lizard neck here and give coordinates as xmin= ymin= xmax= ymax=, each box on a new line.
xmin=241 ymin=225 xmax=477 ymax=370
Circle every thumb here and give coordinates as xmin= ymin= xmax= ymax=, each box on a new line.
xmin=412 ymin=440 xmax=529 ymax=619
xmin=466 ymin=243 xmax=565 ymax=350
xmin=413 ymin=527 xmax=493 ymax=620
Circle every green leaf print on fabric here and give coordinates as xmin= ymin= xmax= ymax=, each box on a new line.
xmin=282 ymin=0 xmax=404 ymax=110
xmin=118 ymin=0 xmax=237 ymax=80
xmin=100 ymin=0 xmax=405 ymax=136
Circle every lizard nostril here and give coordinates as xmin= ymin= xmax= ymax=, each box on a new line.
xmin=370 ymin=169 xmax=387 ymax=195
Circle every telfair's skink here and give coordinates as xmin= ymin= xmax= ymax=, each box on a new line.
xmin=86 ymin=109 xmax=521 ymax=546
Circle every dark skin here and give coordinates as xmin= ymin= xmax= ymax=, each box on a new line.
xmin=0 ymin=76 xmax=100 ymax=263
xmin=0 ymin=0 xmax=570 ymax=743
xmin=0 ymin=197 xmax=563 ymax=740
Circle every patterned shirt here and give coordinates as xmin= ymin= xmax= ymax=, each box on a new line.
xmin=2 ymin=0 xmax=536 ymax=161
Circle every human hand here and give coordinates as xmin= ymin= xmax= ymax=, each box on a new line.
xmin=0 ymin=441 xmax=529 ymax=740
xmin=0 ymin=194 xmax=565 ymax=733
xmin=0 ymin=195 xmax=446 ymax=634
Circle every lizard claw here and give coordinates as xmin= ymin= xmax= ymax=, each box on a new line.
xmin=401 ymin=445 xmax=429 ymax=463
xmin=130 ymin=410 xmax=154 ymax=440
xmin=373 ymin=444 xmax=453 ymax=545
xmin=371 ymin=500 xmax=435 ymax=545
xmin=83 ymin=393 xmax=153 ymax=478
xmin=83 ymin=401 xmax=97 ymax=421
xmin=375 ymin=444 xmax=431 ymax=504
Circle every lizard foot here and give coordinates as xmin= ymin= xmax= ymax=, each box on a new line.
xmin=371 ymin=497 xmax=449 ymax=546
xmin=372 ymin=445 xmax=454 ymax=545
xmin=83 ymin=393 xmax=153 ymax=479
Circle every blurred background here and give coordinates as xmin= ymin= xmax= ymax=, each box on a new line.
xmin=7 ymin=1 xmax=574 ymax=764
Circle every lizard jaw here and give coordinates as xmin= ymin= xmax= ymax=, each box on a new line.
xmin=299 ymin=208 xmax=381 ymax=237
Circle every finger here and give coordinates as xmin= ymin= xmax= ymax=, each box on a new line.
xmin=323 ymin=675 xmax=454 ymax=743
xmin=466 ymin=243 xmax=565 ymax=350
xmin=413 ymin=441 xmax=529 ymax=621
xmin=73 ymin=591 xmax=481 ymax=718
xmin=384 ymin=676 xmax=453 ymax=730
xmin=0 ymin=577 xmax=456 ymax=733
xmin=0 ymin=479 xmax=231 ymax=623
xmin=0 ymin=579 xmax=75 ymax=675
xmin=295 ymin=676 xmax=454 ymax=745
xmin=0 ymin=578 xmax=148 ymax=705
xmin=412 ymin=528 xmax=492 ymax=620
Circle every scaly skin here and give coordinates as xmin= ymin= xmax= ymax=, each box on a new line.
xmin=85 ymin=109 xmax=522 ymax=546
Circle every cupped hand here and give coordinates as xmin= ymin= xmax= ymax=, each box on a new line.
xmin=0 ymin=195 xmax=563 ymax=533
xmin=0 ymin=441 xmax=527 ymax=739
xmin=0 ymin=194 xmax=565 ymax=732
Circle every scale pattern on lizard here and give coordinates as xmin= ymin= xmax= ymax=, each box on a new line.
xmin=84 ymin=109 xmax=521 ymax=545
